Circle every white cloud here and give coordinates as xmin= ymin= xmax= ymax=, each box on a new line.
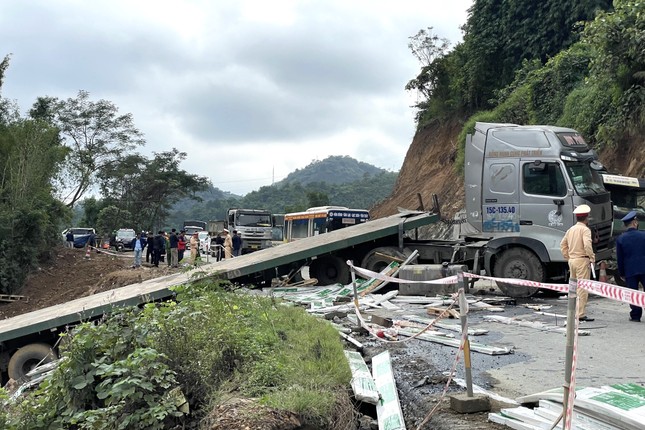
xmin=0 ymin=0 xmax=471 ymax=195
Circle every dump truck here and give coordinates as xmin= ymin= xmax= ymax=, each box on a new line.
xmin=225 ymin=208 xmax=274 ymax=254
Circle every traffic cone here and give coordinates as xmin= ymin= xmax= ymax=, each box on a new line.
xmin=84 ymin=246 xmax=91 ymax=260
xmin=599 ymin=261 xmax=607 ymax=283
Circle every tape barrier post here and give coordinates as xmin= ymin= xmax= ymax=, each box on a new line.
xmin=457 ymin=270 xmax=474 ymax=398
xmin=558 ymin=277 xmax=578 ymax=430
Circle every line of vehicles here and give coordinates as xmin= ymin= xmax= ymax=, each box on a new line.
xmin=9 ymin=121 xmax=644 ymax=385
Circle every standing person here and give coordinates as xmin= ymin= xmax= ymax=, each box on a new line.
xmin=232 ymin=230 xmax=242 ymax=257
xmin=165 ymin=232 xmax=171 ymax=267
xmin=65 ymin=230 xmax=74 ymax=248
xmin=178 ymin=230 xmax=186 ymax=264
xmin=169 ymin=228 xmax=179 ymax=268
xmin=189 ymin=232 xmax=199 ymax=266
xmin=146 ymin=232 xmax=154 ymax=263
xmin=560 ymin=204 xmax=595 ymax=322
xmin=153 ymin=231 xmax=165 ymax=268
xmin=616 ymin=211 xmax=645 ymax=322
xmin=132 ymin=232 xmax=146 ymax=268
xmin=214 ymin=233 xmax=225 ymax=261
xmin=223 ymin=228 xmax=233 ymax=259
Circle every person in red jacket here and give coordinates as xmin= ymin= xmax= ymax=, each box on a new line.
xmin=177 ymin=230 xmax=186 ymax=263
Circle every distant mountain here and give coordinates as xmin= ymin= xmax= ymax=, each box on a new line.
xmin=278 ymin=155 xmax=389 ymax=186
xmin=166 ymin=156 xmax=398 ymax=225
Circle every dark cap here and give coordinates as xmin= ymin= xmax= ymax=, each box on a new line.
xmin=622 ymin=210 xmax=638 ymax=223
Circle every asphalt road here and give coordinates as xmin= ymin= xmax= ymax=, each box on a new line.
xmin=472 ymin=279 xmax=645 ymax=400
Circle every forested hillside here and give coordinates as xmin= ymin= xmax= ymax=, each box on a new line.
xmin=373 ymin=0 xmax=644 ymax=218
xmin=165 ymin=156 xmax=397 ymax=226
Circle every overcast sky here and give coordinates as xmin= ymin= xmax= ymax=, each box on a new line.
xmin=0 ymin=0 xmax=471 ymax=195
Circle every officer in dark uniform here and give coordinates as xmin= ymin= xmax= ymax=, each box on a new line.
xmin=616 ymin=210 xmax=645 ymax=322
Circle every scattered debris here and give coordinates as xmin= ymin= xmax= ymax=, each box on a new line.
xmin=0 ymin=294 xmax=26 ymax=303
xmin=372 ymin=350 xmax=406 ymax=430
xmin=491 ymin=384 xmax=645 ymax=430
xmin=483 ymin=315 xmax=591 ymax=336
xmin=344 ymin=350 xmax=380 ymax=405
xmin=397 ymin=327 xmax=513 ymax=355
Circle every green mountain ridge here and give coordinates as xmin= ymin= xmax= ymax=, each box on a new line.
xmin=165 ymin=156 xmax=398 ymax=226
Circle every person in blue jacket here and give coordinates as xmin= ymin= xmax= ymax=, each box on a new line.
xmin=616 ymin=210 xmax=645 ymax=322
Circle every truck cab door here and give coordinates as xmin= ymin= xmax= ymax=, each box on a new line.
xmin=481 ymin=160 xmax=521 ymax=234
xmin=519 ymin=160 xmax=573 ymax=258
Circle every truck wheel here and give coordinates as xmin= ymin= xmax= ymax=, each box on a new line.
xmin=309 ymin=256 xmax=350 ymax=285
xmin=8 ymin=343 xmax=58 ymax=381
xmin=361 ymin=247 xmax=406 ymax=273
xmin=493 ymin=248 xmax=544 ymax=297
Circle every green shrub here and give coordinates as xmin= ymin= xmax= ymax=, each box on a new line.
xmin=7 ymin=281 xmax=351 ymax=429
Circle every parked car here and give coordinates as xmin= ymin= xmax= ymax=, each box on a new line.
xmin=61 ymin=227 xmax=96 ymax=248
xmin=110 ymin=228 xmax=137 ymax=251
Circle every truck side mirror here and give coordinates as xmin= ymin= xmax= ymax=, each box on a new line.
xmin=553 ymin=199 xmax=565 ymax=216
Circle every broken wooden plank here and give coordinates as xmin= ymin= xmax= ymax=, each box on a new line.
xmin=344 ymin=350 xmax=379 ymax=405
xmin=339 ymin=331 xmax=364 ymax=351
xmin=399 ymin=314 xmax=488 ymax=336
xmin=358 ymin=250 xmax=419 ymax=297
xmin=372 ymin=350 xmax=406 ymax=430
xmin=397 ymin=327 xmax=512 ymax=355
xmin=426 ymin=306 xmax=460 ymax=319
xmin=393 ymin=321 xmax=453 ymax=337
xmin=0 ymin=294 xmax=26 ymax=303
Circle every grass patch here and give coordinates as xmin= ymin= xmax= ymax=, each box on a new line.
xmin=5 ymin=280 xmax=352 ymax=429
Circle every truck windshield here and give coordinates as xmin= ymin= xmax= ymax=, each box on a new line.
xmin=237 ymin=213 xmax=272 ymax=227
xmin=565 ymin=162 xmax=606 ymax=196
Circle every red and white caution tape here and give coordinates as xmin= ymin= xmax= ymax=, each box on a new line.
xmin=347 ymin=262 xmax=645 ymax=307
xmin=347 ymin=261 xmax=458 ymax=285
xmin=578 ymin=278 xmax=645 ymax=308
xmin=464 ymin=272 xmax=569 ymax=293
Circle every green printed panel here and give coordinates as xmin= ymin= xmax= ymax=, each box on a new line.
xmin=357 ymin=377 xmax=377 ymax=392
xmin=379 ymin=382 xmax=397 ymax=404
xmin=591 ymin=392 xmax=645 ymax=411
xmin=611 ymin=383 xmax=645 ymax=399
xmin=374 ymin=360 xmax=390 ymax=378
xmin=382 ymin=414 xmax=404 ymax=430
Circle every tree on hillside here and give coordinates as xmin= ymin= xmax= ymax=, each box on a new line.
xmin=30 ymin=90 xmax=145 ymax=207
xmin=460 ymin=0 xmax=612 ymax=110
xmin=126 ymin=149 xmax=210 ymax=230
xmin=582 ymin=0 xmax=645 ymax=136
xmin=409 ymin=0 xmax=614 ymax=125
xmin=0 ymin=117 xmax=69 ymax=293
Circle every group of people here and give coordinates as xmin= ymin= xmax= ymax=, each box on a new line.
xmin=212 ymin=228 xmax=242 ymax=261
xmin=129 ymin=228 xmax=244 ymax=268
xmin=561 ymin=205 xmax=645 ymax=323
xmin=128 ymin=229 xmax=202 ymax=268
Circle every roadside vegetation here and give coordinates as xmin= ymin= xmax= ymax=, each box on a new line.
xmin=1 ymin=280 xmax=353 ymax=429
xmin=406 ymin=0 xmax=643 ymax=169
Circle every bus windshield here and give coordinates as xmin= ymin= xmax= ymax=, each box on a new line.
xmin=565 ymin=162 xmax=606 ymax=197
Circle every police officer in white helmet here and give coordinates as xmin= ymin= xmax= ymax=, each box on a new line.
xmin=560 ymin=204 xmax=595 ymax=322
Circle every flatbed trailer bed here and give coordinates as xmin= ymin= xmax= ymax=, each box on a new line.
xmin=0 ymin=211 xmax=439 ymax=381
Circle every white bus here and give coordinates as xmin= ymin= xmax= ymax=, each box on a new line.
xmin=283 ymin=206 xmax=370 ymax=242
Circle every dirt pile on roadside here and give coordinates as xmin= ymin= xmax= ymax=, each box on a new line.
xmin=0 ymin=248 xmax=177 ymax=319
